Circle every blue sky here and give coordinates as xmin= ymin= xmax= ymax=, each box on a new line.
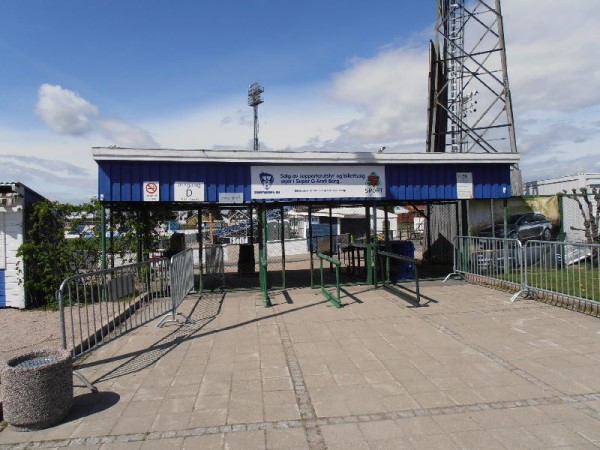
xmin=1 ymin=0 xmax=599 ymax=203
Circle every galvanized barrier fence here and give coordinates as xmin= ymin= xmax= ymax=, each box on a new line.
xmin=448 ymin=236 xmax=599 ymax=315
xmin=157 ymin=248 xmax=196 ymax=327
xmin=513 ymin=240 xmax=600 ymax=313
xmin=446 ymin=236 xmax=524 ymax=291
xmin=58 ymin=257 xmax=172 ymax=389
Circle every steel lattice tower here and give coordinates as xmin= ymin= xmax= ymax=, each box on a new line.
xmin=427 ymin=0 xmax=518 ymax=156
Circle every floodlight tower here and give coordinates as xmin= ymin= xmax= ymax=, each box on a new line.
xmin=427 ymin=0 xmax=518 ymax=156
xmin=248 ymin=82 xmax=264 ymax=151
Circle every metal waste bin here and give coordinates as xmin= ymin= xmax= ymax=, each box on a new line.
xmin=1 ymin=348 xmax=73 ymax=431
xmin=237 ymin=244 xmax=256 ymax=274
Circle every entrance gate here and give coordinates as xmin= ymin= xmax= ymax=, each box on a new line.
xmin=197 ymin=203 xmax=411 ymax=302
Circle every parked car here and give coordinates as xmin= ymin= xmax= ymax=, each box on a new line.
xmin=478 ymin=213 xmax=552 ymax=242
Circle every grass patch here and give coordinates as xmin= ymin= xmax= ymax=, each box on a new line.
xmin=526 ymin=266 xmax=600 ymax=302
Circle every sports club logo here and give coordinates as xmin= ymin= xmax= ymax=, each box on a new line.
xmin=366 ymin=172 xmax=381 ymax=187
xmin=259 ymin=172 xmax=275 ymax=190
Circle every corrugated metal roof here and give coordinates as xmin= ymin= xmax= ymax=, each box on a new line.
xmin=93 ymin=147 xmax=520 ymax=165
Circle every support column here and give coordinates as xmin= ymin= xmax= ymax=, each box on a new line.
xmin=372 ymin=203 xmax=378 ymax=286
xmin=258 ymin=204 xmax=271 ymax=307
xmin=365 ymin=205 xmax=372 ymax=285
xmin=198 ymin=207 xmax=203 ymax=292
xmin=280 ymin=204 xmax=286 ymax=289
xmin=100 ymin=202 xmax=107 ymax=271
xmin=308 ymin=206 xmax=314 ymax=288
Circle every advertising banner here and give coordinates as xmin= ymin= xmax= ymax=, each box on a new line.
xmin=469 ymin=196 xmax=560 ymax=240
xmin=250 ymin=166 xmax=386 ymax=200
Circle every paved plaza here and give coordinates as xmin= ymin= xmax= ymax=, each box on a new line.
xmin=1 ymin=280 xmax=599 ymax=449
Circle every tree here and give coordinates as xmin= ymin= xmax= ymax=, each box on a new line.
xmin=18 ymin=199 xmax=180 ymax=308
xmin=562 ymin=187 xmax=600 ymax=244
xmin=17 ymin=200 xmax=101 ymax=308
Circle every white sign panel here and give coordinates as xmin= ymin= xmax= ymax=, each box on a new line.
xmin=174 ymin=182 xmax=205 ymax=202
xmin=251 ymin=166 xmax=386 ymax=199
xmin=0 ymin=213 xmax=5 ymax=270
xmin=143 ymin=181 xmax=160 ymax=202
xmin=219 ymin=192 xmax=244 ymax=204
xmin=456 ymin=172 xmax=473 ymax=199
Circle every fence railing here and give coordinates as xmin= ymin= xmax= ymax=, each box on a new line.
xmin=447 ymin=236 xmax=523 ymax=291
xmin=157 ymin=248 xmax=196 ymax=327
xmin=377 ymin=251 xmax=421 ymax=305
xmin=58 ymin=257 xmax=172 ymax=389
xmin=448 ymin=236 xmax=600 ymax=315
xmin=515 ymin=240 xmax=600 ymax=311
xmin=317 ymin=253 xmax=342 ymax=308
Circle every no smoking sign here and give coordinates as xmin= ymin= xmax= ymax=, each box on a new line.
xmin=143 ymin=181 xmax=160 ymax=201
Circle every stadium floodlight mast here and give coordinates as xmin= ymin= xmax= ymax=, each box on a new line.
xmin=248 ymin=82 xmax=264 ymax=151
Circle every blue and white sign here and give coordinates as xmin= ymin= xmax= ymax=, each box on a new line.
xmin=251 ymin=166 xmax=386 ymax=200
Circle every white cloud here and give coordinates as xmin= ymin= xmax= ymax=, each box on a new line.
xmin=35 ymin=84 xmax=160 ymax=148
xmin=0 ymin=153 xmax=96 ymax=204
xmin=328 ymin=47 xmax=428 ymax=149
xmin=97 ymin=118 xmax=160 ymax=149
xmin=35 ymin=84 xmax=98 ymax=135
xmin=503 ymin=0 xmax=600 ymax=114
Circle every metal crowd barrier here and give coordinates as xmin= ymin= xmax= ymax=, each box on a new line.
xmin=58 ymin=257 xmax=172 ymax=390
xmin=446 ymin=236 xmax=523 ymax=291
xmin=512 ymin=240 xmax=600 ymax=312
xmin=317 ymin=253 xmax=342 ymax=308
xmin=448 ymin=236 xmax=600 ymax=315
xmin=157 ymin=248 xmax=196 ymax=327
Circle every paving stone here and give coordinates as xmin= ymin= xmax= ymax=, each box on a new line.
xmin=2 ymin=285 xmax=599 ymax=450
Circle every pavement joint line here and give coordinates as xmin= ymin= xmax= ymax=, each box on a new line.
xmin=3 ymin=391 xmax=600 ymax=449
xmin=275 ymin=316 xmax=326 ymax=450
xmin=414 ymin=310 xmax=600 ymax=424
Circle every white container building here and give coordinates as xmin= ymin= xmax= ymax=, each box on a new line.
xmin=0 ymin=183 xmax=47 ymax=308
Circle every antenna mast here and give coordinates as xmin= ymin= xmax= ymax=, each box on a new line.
xmin=427 ymin=0 xmax=518 ymax=155
xmin=248 ymin=82 xmax=264 ymax=151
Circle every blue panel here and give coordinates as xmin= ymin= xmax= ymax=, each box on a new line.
xmin=112 ymin=163 xmax=121 ymax=202
xmin=96 ymin=160 xmax=512 ymax=203
xmin=0 ymin=270 xmax=6 ymax=307
xmin=131 ymin=163 xmax=140 ymax=202
xmin=98 ymin=164 xmax=110 ymax=202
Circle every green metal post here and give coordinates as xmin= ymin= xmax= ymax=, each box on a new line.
xmin=384 ymin=208 xmax=390 ymax=248
xmin=100 ymin=202 xmax=107 ymax=271
xmin=366 ymin=205 xmax=372 ymax=285
xmin=280 ymin=204 xmax=286 ymax=289
xmin=258 ymin=204 xmax=271 ymax=307
xmin=386 ymin=256 xmax=390 ymax=283
xmin=372 ymin=204 xmax=378 ymax=287
xmin=503 ymin=198 xmax=509 ymax=238
xmin=308 ymin=206 xmax=314 ymax=288
xmin=198 ymin=207 xmax=203 ymax=292
xmin=558 ymin=194 xmax=565 ymax=240
xmin=329 ymin=205 xmax=333 ymax=269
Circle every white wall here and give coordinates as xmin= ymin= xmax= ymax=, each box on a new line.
xmin=0 ymin=207 xmax=25 ymax=308
xmin=524 ymin=173 xmax=600 ymax=196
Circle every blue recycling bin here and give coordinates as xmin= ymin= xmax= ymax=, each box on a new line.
xmin=387 ymin=240 xmax=415 ymax=281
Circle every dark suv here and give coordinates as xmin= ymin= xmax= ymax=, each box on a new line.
xmin=478 ymin=213 xmax=552 ymax=242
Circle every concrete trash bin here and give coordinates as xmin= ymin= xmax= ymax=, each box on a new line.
xmin=1 ymin=348 xmax=73 ymax=431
